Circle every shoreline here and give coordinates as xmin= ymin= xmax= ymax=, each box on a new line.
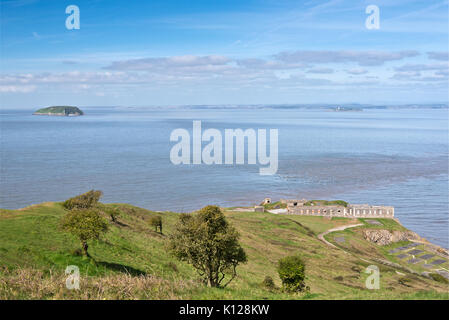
xmin=32 ymin=113 xmax=82 ymax=116
xmin=230 ymin=203 xmax=449 ymax=253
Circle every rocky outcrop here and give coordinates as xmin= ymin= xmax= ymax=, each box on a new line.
xmin=437 ymin=247 xmax=449 ymax=257
xmin=362 ymin=229 xmax=421 ymax=245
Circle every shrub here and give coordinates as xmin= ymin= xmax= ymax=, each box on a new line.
xmin=277 ymin=255 xmax=307 ymax=293
xmin=60 ymin=209 xmax=109 ymax=257
xmin=398 ymin=277 xmax=412 ymax=287
xmin=430 ymin=273 xmax=449 ymax=284
xmin=168 ymin=205 xmax=247 ymax=288
xmin=262 ymin=276 xmax=276 ymax=290
xmin=71 ymin=248 xmax=83 ymax=256
xmin=149 ymin=215 xmax=163 ymax=234
xmin=351 ymin=265 xmax=361 ymax=273
xmin=63 ymin=190 xmax=103 ymax=210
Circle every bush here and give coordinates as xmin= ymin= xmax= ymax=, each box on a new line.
xmin=71 ymin=248 xmax=83 ymax=256
xmin=149 ymin=215 xmax=163 ymax=233
xmin=60 ymin=209 xmax=109 ymax=257
xmin=168 ymin=205 xmax=247 ymax=288
xmin=63 ymin=190 xmax=103 ymax=210
xmin=262 ymin=276 xmax=276 ymax=291
xmin=351 ymin=265 xmax=361 ymax=273
xmin=398 ymin=277 xmax=412 ymax=287
xmin=430 ymin=273 xmax=449 ymax=284
xmin=277 ymin=255 xmax=307 ymax=293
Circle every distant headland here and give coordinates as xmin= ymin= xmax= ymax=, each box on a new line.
xmin=33 ymin=106 xmax=84 ymax=116
xmin=328 ymin=106 xmax=363 ymax=112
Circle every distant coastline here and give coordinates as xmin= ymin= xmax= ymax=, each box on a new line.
xmin=101 ymin=103 xmax=448 ymax=111
xmin=328 ymin=106 xmax=363 ymax=112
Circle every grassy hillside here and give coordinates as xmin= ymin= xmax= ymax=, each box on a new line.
xmin=0 ymin=202 xmax=448 ymax=300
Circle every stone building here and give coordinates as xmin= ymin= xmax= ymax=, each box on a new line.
xmin=284 ymin=199 xmax=394 ymax=218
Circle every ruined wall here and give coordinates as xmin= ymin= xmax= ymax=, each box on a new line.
xmin=285 ymin=201 xmax=394 ymax=218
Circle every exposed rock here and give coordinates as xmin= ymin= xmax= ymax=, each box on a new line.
xmin=362 ymin=229 xmax=420 ymax=246
xmin=437 ymin=247 xmax=449 ymax=257
xmin=391 ymin=230 xmax=420 ymax=242
xmin=363 ymin=229 xmax=393 ymax=245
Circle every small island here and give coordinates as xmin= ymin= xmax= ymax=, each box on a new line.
xmin=329 ymin=106 xmax=363 ymax=112
xmin=33 ymin=106 xmax=84 ymax=116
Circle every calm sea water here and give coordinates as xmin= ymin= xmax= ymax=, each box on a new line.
xmin=1 ymin=107 xmax=448 ymax=248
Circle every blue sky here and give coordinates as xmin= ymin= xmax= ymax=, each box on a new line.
xmin=1 ymin=0 xmax=448 ymax=108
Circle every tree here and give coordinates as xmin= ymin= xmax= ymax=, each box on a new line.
xmin=149 ymin=215 xmax=163 ymax=234
xmin=60 ymin=209 xmax=109 ymax=257
xmin=168 ymin=205 xmax=247 ymax=288
xmin=277 ymin=255 xmax=307 ymax=293
xmin=63 ymin=190 xmax=103 ymax=210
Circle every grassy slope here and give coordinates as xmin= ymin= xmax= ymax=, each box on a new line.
xmin=0 ymin=202 xmax=448 ymax=300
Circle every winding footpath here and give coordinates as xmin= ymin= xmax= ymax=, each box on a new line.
xmin=317 ymin=223 xmax=364 ymax=248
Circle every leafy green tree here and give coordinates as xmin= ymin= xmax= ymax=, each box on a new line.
xmin=168 ymin=205 xmax=247 ymax=288
xmin=60 ymin=209 xmax=109 ymax=257
xmin=277 ymin=255 xmax=307 ymax=293
xmin=63 ymin=190 xmax=103 ymax=210
xmin=149 ymin=215 xmax=163 ymax=233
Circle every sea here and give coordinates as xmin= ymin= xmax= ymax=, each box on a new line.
xmin=1 ymin=107 xmax=448 ymax=248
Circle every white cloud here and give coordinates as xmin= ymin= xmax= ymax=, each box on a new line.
xmin=274 ymin=50 xmax=419 ymax=66
xmin=427 ymin=51 xmax=449 ymax=61
xmin=306 ymin=67 xmax=334 ymax=74
xmin=345 ymin=68 xmax=368 ymax=75
xmin=237 ymin=58 xmax=307 ymax=70
xmin=0 ymin=85 xmax=36 ymax=93
xmin=394 ymin=63 xmax=448 ymax=72
xmin=1 ymin=51 xmax=447 ymax=99
xmin=105 ymin=55 xmax=232 ymax=72
xmin=391 ymin=70 xmax=448 ymax=82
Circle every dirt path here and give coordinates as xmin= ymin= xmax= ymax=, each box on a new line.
xmin=317 ymin=223 xmax=364 ymax=248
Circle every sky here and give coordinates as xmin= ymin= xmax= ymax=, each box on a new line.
xmin=0 ymin=0 xmax=448 ymax=108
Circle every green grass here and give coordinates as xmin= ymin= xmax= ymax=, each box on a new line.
xmin=303 ymin=200 xmax=349 ymax=207
xmin=0 ymin=203 xmax=447 ymax=300
xmin=358 ymin=218 xmax=407 ymax=231
xmin=285 ymin=215 xmax=356 ymax=234
xmin=262 ymin=201 xmax=287 ymax=210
